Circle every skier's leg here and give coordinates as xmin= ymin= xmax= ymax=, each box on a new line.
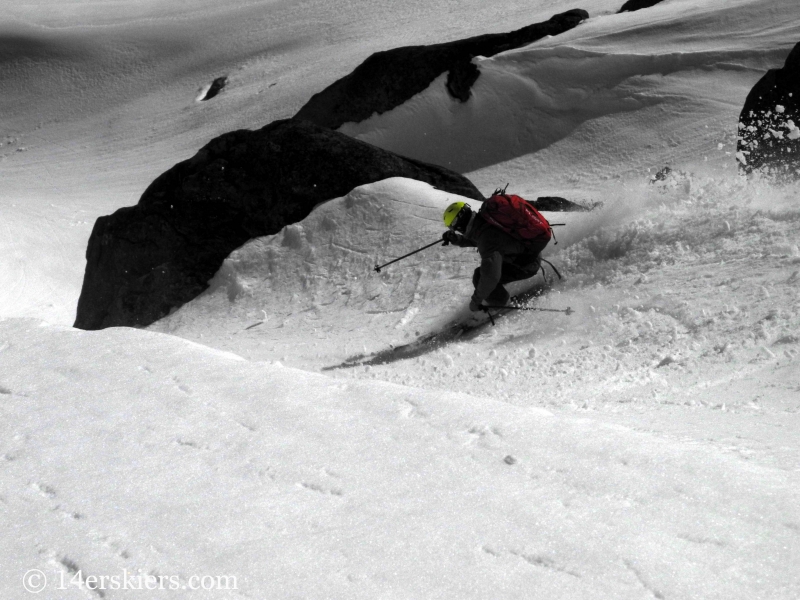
xmin=473 ymin=267 xmax=510 ymax=305
xmin=486 ymin=257 xmax=542 ymax=304
xmin=499 ymin=258 xmax=540 ymax=286
xmin=485 ymin=285 xmax=510 ymax=305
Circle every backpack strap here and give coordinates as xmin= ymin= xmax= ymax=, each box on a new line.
xmin=540 ymin=258 xmax=562 ymax=280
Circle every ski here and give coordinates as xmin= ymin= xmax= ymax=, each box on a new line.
xmin=323 ymin=282 xmax=551 ymax=370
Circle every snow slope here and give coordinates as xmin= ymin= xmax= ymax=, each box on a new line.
xmin=1 ymin=318 xmax=798 ymax=599
xmin=152 ymin=170 xmax=800 ymax=470
xmin=1 ymin=0 xmax=800 ymax=598
xmin=3 ymin=0 xmax=628 ymax=323
xmin=341 ymin=0 xmax=800 ymax=186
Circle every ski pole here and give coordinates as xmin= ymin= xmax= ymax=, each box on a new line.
xmin=482 ymin=305 xmax=574 ymax=316
xmin=374 ymin=239 xmax=443 ymax=273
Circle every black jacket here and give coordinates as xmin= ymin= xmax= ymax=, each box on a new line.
xmin=450 ymin=213 xmax=541 ymax=303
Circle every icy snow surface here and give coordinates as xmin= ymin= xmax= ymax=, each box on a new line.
xmin=1 ymin=0 xmax=800 ymax=598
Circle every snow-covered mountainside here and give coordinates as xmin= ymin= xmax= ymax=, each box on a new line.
xmin=1 ymin=0 xmax=799 ymax=598
xmin=340 ymin=0 xmax=798 ymax=177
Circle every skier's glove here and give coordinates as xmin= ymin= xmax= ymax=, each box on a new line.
xmin=469 ymin=298 xmax=483 ymax=312
xmin=442 ymin=230 xmax=459 ymax=246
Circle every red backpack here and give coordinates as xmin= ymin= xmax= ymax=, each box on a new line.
xmin=479 ymin=189 xmax=553 ymax=255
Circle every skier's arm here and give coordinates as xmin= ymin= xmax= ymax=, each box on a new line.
xmin=471 ymin=250 xmax=503 ymax=305
xmin=455 ymin=236 xmax=477 ymax=248
xmin=443 ymin=230 xmax=476 ymax=248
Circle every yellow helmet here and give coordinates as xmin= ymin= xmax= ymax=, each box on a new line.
xmin=443 ymin=202 xmax=467 ymax=229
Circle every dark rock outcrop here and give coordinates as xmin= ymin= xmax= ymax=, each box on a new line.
xmin=531 ymin=196 xmax=596 ymax=212
xmin=294 ymin=9 xmax=589 ymax=130
xmin=618 ymin=0 xmax=666 ymax=13
xmin=737 ymin=42 xmax=800 ymax=179
xmin=74 ymin=119 xmax=484 ymax=330
xmin=446 ymin=60 xmax=481 ymax=103
xmin=200 ymin=76 xmax=228 ymax=101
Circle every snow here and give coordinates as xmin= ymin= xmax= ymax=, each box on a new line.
xmin=340 ymin=0 xmax=799 ymax=176
xmin=2 ymin=318 xmax=798 ymax=599
xmin=1 ymin=0 xmax=800 ymax=598
xmin=150 ymin=177 xmax=488 ymax=368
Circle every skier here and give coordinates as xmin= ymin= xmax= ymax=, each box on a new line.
xmin=441 ymin=200 xmax=545 ymax=312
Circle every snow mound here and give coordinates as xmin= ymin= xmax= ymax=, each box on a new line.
xmin=150 ymin=178 xmax=493 ymax=367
